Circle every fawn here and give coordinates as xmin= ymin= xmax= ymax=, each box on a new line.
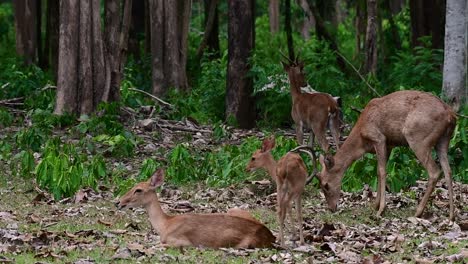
xmin=117 ymin=168 xmax=276 ymax=248
xmin=317 ymin=90 xmax=457 ymax=220
xmin=246 ymin=137 xmax=307 ymax=246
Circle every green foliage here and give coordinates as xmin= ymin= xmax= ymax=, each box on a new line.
xmin=93 ymin=132 xmax=137 ymax=158
xmin=30 ymin=109 xmax=76 ymax=129
xmin=15 ymin=127 xmax=50 ymax=152
xmin=12 ymin=150 xmax=35 ymax=178
xmin=450 ymin=107 xmax=468 ymax=183
xmin=0 ymin=3 xmax=14 ymax=57
xmin=76 ymin=103 xmax=124 ymax=136
xmin=0 ymin=139 xmax=12 ymax=161
xmin=0 ymin=108 xmax=13 ymax=127
xmin=386 ymin=42 xmax=443 ymax=93
xmin=35 ymin=138 xmax=107 ymax=199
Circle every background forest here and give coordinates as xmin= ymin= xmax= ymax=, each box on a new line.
xmin=0 ymin=0 xmax=467 ymax=262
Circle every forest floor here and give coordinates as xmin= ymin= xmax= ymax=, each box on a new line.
xmin=0 ymin=117 xmax=467 ymax=263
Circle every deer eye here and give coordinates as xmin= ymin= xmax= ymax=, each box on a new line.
xmin=251 ymin=157 xmax=256 ymax=161
xmin=134 ymin=189 xmax=143 ymax=194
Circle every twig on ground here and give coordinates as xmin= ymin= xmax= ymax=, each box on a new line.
xmin=129 ymin=87 xmax=173 ymax=108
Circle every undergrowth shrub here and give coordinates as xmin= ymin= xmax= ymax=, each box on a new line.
xmin=35 ymin=138 xmax=107 ymax=199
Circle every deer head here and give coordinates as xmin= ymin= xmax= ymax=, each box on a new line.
xmin=117 ymin=169 xmax=165 ymax=209
xmin=318 ymin=154 xmax=341 ymax=212
xmin=281 ymin=59 xmax=307 ymax=89
xmin=246 ymin=137 xmax=276 ymax=172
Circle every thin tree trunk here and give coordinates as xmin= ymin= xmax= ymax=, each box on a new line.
xmin=226 ymin=0 xmax=256 ymax=128
xmin=149 ymin=0 xmax=165 ymax=96
xmin=442 ymin=0 xmax=466 ymax=111
xmin=145 ymin=0 xmax=152 ymax=54
xmin=13 ymin=0 xmax=37 ymax=65
xmin=364 ymin=0 xmax=377 ymax=74
xmin=354 ymin=0 xmax=366 ymax=58
xmin=91 ymin=0 xmax=107 ymax=108
xmin=48 ymin=0 xmax=59 ymax=79
xmin=285 ymin=0 xmax=295 ymax=60
xmin=79 ymin=0 xmax=94 ymax=114
xmin=129 ymin=0 xmax=145 ymax=60
xmin=298 ymin=0 xmax=316 ymax=40
xmin=178 ymin=0 xmax=191 ymax=91
xmin=197 ymin=0 xmax=219 ymax=60
xmin=37 ymin=0 xmax=48 ymax=69
xmin=268 ymin=0 xmax=280 ymax=33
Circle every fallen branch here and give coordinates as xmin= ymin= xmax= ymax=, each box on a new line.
xmin=156 ymin=122 xmax=212 ymax=134
xmin=128 ymin=87 xmax=173 ymax=108
xmin=335 ymin=51 xmax=381 ymax=97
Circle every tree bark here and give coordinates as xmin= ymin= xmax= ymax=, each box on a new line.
xmin=129 ymin=0 xmax=145 ymax=60
xmin=226 ymin=0 xmax=256 ymax=128
xmin=285 ymin=0 xmax=295 ymax=60
xmin=442 ymin=0 xmax=466 ymax=111
xmin=354 ymin=0 xmax=366 ymax=58
xmin=364 ymin=0 xmax=377 ymax=74
xmin=298 ymin=0 xmax=316 ymax=40
xmin=268 ymin=0 xmax=280 ymax=34
xmin=409 ymin=0 xmax=446 ymax=49
xmin=197 ymin=0 xmax=220 ymax=60
xmin=149 ymin=0 xmax=190 ymax=96
xmin=13 ymin=0 xmax=37 ymax=65
xmin=47 ymin=0 xmax=60 ymax=79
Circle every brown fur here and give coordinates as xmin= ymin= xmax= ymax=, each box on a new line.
xmin=246 ymin=137 xmax=307 ymax=246
xmin=283 ymin=61 xmax=341 ymax=153
xmin=318 ymin=91 xmax=457 ymax=220
xmin=117 ymin=169 xmax=275 ymax=248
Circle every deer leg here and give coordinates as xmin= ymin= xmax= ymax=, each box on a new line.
xmin=295 ymin=196 xmax=304 ymax=245
xmin=436 ymin=137 xmax=455 ymax=221
xmin=410 ymin=143 xmax=441 ymax=218
xmin=312 ymin=122 xmax=329 ymax=153
xmin=329 ymin=114 xmax=341 ymax=150
xmin=307 ymin=132 xmax=318 ymax=175
xmin=374 ymin=142 xmax=388 ymax=216
xmin=296 ymin=121 xmax=304 ymax=145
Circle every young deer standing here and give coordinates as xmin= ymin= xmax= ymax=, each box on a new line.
xmin=317 ymin=91 xmax=457 ymax=220
xmin=246 ymin=137 xmax=307 ymax=246
xmin=283 ymin=59 xmax=342 ymax=154
xmin=117 ymin=169 xmax=275 ymax=248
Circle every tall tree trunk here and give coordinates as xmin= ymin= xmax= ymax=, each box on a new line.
xmin=37 ymin=0 xmax=47 ymax=69
xmin=55 ymin=0 xmax=130 ymax=115
xmin=298 ymin=0 xmax=316 ymax=40
xmin=145 ymin=0 xmax=152 ymax=54
xmin=285 ymin=0 xmax=295 ymax=60
xmin=197 ymin=0 xmax=220 ymax=60
xmin=268 ymin=0 xmax=280 ymax=34
xmin=13 ymin=0 xmax=37 ymax=65
xmin=409 ymin=0 xmax=446 ymax=49
xmin=47 ymin=0 xmax=60 ymax=79
xmin=149 ymin=0 xmax=190 ymax=96
xmin=364 ymin=0 xmax=377 ymax=74
xmin=442 ymin=0 xmax=466 ymax=111
xmin=354 ymin=0 xmax=366 ymax=58
xmin=129 ymin=0 xmax=145 ymax=61
xmin=226 ymin=0 xmax=256 ymax=128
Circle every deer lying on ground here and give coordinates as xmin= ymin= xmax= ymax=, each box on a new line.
xmin=246 ymin=137 xmax=307 ymax=246
xmin=317 ymin=90 xmax=457 ymax=220
xmin=117 ymin=168 xmax=275 ymax=248
xmin=282 ymin=58 xmax=342 ymax=174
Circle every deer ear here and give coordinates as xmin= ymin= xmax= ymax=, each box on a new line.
xmin=319 ymin=154 xmax=334 ymax=169
xmin=261 ymin=137 xmax=275 ymax=152
xmin=149 ymin=169 xmax=165 ymax=188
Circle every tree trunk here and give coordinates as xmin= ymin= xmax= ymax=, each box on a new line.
xmin=442 ymin=0 xmax=466 ymax=111
xmin=268 ymin=0 xmax=280 ymax=34
xmin=197 ymin=0 xmax=220 ymax=60
xmin=354 ymin=0 xmax=366 ymax=58
xmin=285 ymin=0 xmax=295 ymax=60
xmin=409 ymin=0 xmax=446 ymax=49
xmin=226 ymin=0 xmax=256 ymax=128
xmin=55 ymin=0 xmax=130 ymax=115
xmin=13 ymin=0 xmax=37 ymax=65
xmin=129 ymin=0 xmax=145 ymax=61
xmin=364 ymin=0 xmax=377 ymax=74
xmin=47 ymin=0 xmax=60 ymax=79
xmin=149 ymin=0 xmax=190 ymax=96
xmin=298 ymin=0 xmax=316 ymax=40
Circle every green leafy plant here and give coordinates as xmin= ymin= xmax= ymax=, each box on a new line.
xmin=35 ymin=138 xmax=107 ymax=199
xmin=12 ymin=150 xmax=35 ymax=178
xmin=0 ymin=107 xmax=13 ymax=127
xmin=15 ymin=126 xmax=50 ymax=152
xmin=76 ymin=103 xmax=124 ymax=136
xmin=93 ymin=131 xmax=137 ymax=158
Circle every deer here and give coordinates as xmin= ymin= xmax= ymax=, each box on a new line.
xmin=116 ymin=168 xmax=276 ymax=248
xmin=282 ymin=57 xmax=342 ymax=176
xmin=317 ymin=90 xmax=457 ymax=220
xmin=246 ymin=137 xmax=308 ymax=247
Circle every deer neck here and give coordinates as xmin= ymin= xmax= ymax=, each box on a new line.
xmin=287 ymin=74 xmax=303 ymax=100
xmin=263 ymin=154 xmax=278 ymax=183
xmin=332 ymin=131 xmax=367 ymax=180
xmin=145 ymin=193 xmax=169 ymax=235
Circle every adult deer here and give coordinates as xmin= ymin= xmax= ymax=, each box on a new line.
xmin=246 ymin=137 xmax=307 ymax=246
xmin=282 ymin=58 xmax=342 ymax=174
xmin=116 ymin=169 xmax=275 ymax=248
xmin=317 ymin=91 xmax=457 ymax=220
